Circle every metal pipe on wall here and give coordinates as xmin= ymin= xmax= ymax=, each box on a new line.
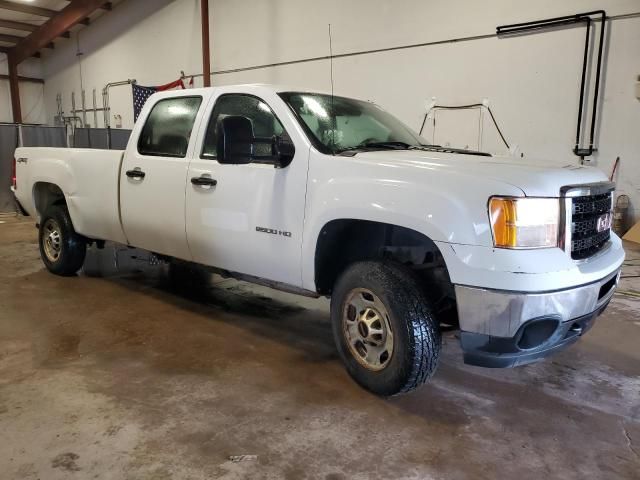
xmin=71 ymin=92 xmax=77 ymax=124
xmin=81 ymin=89 xmax=87 ymax=127
xmin=102 ymin=89 xmax=109 ymax=128
xmin=101 ymin=79 xmax=136 ymax=149
xmin=92 ymin=89 xmax=98 ymax=128
xmin=101 ymin=79 xmax=136 ymax=128
xmin=496 ymin=10 xmax=608 ymax=160
xmin=56 ymin=94 xmax=63 ymax=117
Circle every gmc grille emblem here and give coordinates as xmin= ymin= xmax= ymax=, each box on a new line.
xmin=596 ymin=213 xmax=612 ymax=233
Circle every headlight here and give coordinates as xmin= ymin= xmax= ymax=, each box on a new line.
xmin=489 ymin=197 xmax=560 ymax=248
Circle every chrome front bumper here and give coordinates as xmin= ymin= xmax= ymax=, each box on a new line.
xmin=455 ymin=268 xmax=620 ymax=338
xmin=454 ymin=269 xmax=620 ymax=368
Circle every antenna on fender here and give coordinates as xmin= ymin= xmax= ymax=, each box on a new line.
xmin=328 ymin=23 xmax=336 ymax=154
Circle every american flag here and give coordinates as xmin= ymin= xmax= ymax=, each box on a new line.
xmin=132 ymin=84 xmax=157 ymax=121
xmin=132 ymin=78 xmax=193 ymax=121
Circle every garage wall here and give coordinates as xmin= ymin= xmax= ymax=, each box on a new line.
xmin=0 ymin=55 xmax=47 ymax=124
xmin=35 ymin=0 xmax=640 ymax=222
xmin=0 ymin=124 xmax=18 ymax=212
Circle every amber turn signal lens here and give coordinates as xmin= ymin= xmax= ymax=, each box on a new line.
xmin=489 ymin=198 xmax=518 ymax=247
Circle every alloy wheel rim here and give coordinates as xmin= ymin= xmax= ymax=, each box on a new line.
xmin=342 ymin=288 xmax=394 ymax=371
xmin=43 ymin=219 xmax=62 ymax=262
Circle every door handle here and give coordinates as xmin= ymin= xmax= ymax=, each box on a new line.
xmin=191 ymin=176 xmax=218 ymax=187
xmin=126 ymin=169 xmax=146 ymax=179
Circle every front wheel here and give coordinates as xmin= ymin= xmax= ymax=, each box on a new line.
xmin=330 ymin=261 xmax=441 ymax=396
xmin=39 ymin=205 xmax=87 ymax=276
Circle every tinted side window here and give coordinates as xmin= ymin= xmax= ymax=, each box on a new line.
xmin=201 ymin=94 xmax=285 ymax=159
xmin=138 ymin=96 xmax=202 ymax=158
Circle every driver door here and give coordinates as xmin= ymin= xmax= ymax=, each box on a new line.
xmin=185 ymin=92 xmax=309 ymax=287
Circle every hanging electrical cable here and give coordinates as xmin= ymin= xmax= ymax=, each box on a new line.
xmin=419 ymin=103 xmax=510 ymax=150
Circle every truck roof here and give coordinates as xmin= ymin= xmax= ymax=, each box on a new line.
xmin=150 ymin=83 xmax=335 ymax=100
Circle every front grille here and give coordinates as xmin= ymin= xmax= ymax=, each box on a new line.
xmin=570 ymin=192 xmax=612 ymax=260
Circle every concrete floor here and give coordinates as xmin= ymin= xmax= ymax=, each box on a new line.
xmin=0 ymin=215 xmax=639 ymax=480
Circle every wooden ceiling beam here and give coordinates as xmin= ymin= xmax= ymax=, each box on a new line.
xmin=0 ymin=32 xmax=23 ymax=43
xmin=0 ymin=0 xmax=56 ymax=17
xmin=0 ymin=73 xmax=44 ymax=84
xmin=1 ymin=48 xmax=43 ymax=59
xmin=0 ymin=20 xmax=69 ymax=42
xmin=1 ymin=45 xmax=39 ymax=58
xmin=11 ymin=0 xmax=112 ymax=64
xmin=63 ymin=1 xmax=111 ymax=10
xmin=0 ymin=19 xmax=38 ymax=32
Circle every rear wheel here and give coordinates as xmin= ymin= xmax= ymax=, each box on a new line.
xmin=331 ymin=261 xmax=441 ymax=396
xmin=39 ymin=205 xmax=86 ymax=276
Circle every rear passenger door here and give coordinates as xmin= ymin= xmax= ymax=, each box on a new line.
xmin=120 ymin=95 xmax=204 ymax=259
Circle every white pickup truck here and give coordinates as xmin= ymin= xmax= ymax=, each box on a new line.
xmin=12 ymin=84 xmax=624 ymax=395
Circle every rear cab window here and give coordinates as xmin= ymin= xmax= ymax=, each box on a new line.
xmin=137 ymin=96 xmax=202 ymax=158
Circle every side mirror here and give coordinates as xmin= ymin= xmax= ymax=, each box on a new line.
xmin=216 ymin=116 xmax=254 ymax=164
xmin=216 ymin=115 xmax=296 ymax=168
xmin=272 ymin=135 xmax=295 ymax=168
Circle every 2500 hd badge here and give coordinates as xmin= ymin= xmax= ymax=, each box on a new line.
xmin=256 ymin=226 xmax=292 ymax=237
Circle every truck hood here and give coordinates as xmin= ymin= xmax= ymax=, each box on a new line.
xmin=354 ymin=150 xmax=608 ymax=197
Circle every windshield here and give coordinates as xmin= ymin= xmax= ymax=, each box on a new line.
xmin=279 ymin=92 xmax=428 ymax=154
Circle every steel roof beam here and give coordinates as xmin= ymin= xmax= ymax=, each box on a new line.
xmin=11 ymin=0 xmax=111 ymax=63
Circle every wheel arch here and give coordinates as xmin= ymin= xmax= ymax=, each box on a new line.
xmin=313 ymin=218 xmax=444 ymax=290
xmin=32 ymin=181 xmax=86 ymax=235
xmin=311 ymin=219 xmax=455 ymax=323
xmin=33 ymin=181 xmax=68 ymax=220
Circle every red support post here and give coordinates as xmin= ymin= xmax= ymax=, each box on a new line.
xmin=201 ymin=0 xmax=211 ymax=87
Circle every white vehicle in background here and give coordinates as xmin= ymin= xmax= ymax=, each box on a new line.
xmin=12 ymin=84 xmax=624 ymax=395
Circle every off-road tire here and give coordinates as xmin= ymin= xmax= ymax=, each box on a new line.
xmin=331 ymin=261 xmax=441 ymax=396
xmin=39 ymin=205 xmax=86 ymax=276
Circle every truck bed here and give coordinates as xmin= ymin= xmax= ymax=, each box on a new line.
xmin=14 ymin=147 xmax=128 ymax=244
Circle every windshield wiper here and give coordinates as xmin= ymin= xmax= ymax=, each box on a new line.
xmin=409 ymin=144 xmax=492 ymax=157
xmin=358 ymin=141 xmax=412 ymax=149
xmin=337 ymin=141 xmax=413 ymax=155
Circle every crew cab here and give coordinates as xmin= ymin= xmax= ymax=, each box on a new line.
xmin=12 ymin=84 xmax=624 ymax=395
